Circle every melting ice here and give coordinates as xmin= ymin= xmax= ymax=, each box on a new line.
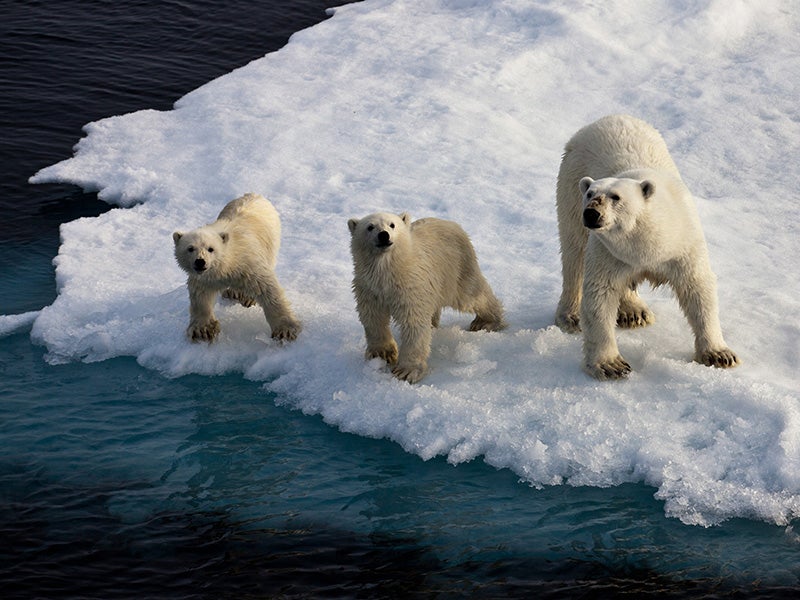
xmin=15 ymin=0 xmax=800 ymax=527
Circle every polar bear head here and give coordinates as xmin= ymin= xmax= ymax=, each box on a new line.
xmin=348 ymin=212 xmax=411 ymax=254
xmin=579 ymin=176 xmax=655 ymax=233
xmin=173 ymin=227 xmax=229 ymax=276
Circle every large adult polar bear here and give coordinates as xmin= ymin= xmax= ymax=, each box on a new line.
xmin=555 ymin=114 xmax=739 ymax=379
xmin=173 ymin=193 xmax=301 ymax=343
xmin=348 ymin=212 xmax=506 ymax=383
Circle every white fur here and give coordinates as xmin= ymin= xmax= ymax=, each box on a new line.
xmin=555 ymin=115 xmax=739 ymax=379
xmin=348 ymin=212 xmax=506 ymax=383
xmin=173 ymin=193 xmax=301 ymax=343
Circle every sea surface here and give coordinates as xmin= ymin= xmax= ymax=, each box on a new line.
xmin=1 ymin=1 xmax=799 ymax=598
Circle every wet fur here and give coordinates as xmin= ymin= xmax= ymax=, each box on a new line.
xmin=555 ymin=115 xmax=738 ymax=379
xmin=173 ymin=193 xmax=301 ymax=343
xmin=348 ymin=212 xmax=505 ymax=383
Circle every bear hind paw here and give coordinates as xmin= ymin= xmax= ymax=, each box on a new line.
xmin=221 ymin=288 xmax=257 ymax=308
xmin=469 ymin=315 xmax=507 ymax=332
xmin=616 ymin=306 xmax=655 ymax=329
xmin=366 ymin=344 xmax=399 ymax=365
xmin=555 ymin=312 xmax=581 ymax=334
xmin=696 ymin=348 xmax=739 ymax=369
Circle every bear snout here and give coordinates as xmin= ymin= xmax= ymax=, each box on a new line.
xmin=583 ymin=207 xmax=603 ymax=229
xmin=376 ymin=230 xmax=392 ymax=248
xmin=193 ymin=258 xmax=207 ymax=272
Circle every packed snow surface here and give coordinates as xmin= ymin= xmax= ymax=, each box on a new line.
xmin=19 ymin=0 xmax=800 ymax=526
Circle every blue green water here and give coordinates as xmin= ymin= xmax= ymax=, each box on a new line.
xmin=5 ymin=324 xmax=798 ymax=597
xmin=2 ymin=1 xmax=799 ymax=597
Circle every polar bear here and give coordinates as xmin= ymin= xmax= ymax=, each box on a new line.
xmin=348 ymin=212 xmax=506 ymax=383
xmin=173 ymin=192 xmax=301 ymax=343
xmin=555 ymin=114 xmax=739 ymax=379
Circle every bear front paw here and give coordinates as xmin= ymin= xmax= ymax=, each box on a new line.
xmin=392 ymin=363 xmax=427 ymax=384
xmin=271 ymin=320 xmax=302 ymax=342
xmin=366 ymin=343 xmax=399 ymax=365
xmin=584 ymin=355 xmax=632 ymax=380
xmin=188 ymin=319 xmax=220 ymax=343
xmin=696 ymin=348 xmax=739 ymax=369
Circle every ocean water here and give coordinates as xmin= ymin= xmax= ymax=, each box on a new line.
xmin=2 ymin=1 xmax=799 ymax=598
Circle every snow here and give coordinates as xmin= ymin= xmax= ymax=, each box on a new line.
xmin=15 ymin=0 xmax=800 ymax=527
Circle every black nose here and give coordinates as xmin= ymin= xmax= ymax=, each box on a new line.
xmin=194 ymin=258 xmax=206 ymax=270
xmin=377 ymin=230 xmax=391 ymax=246
xmin=583 ymin=208 xmax=602 ymax=229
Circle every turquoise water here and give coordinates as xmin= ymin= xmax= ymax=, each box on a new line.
xmin=3 ymin=320 xmax=799 ymax=596
xmin=2 ymin=1 xmax=799 ymax=596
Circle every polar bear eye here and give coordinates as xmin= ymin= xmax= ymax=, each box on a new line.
xmin=187 ymin=246 xmax=195 ymax=253
xmin=390 ymin=223 xmax=395 ymax=228
xmin=367 ymin=225 xmax=374 ymax=232
xmin=610 ymin=193 xmax=621 ymax=202
xmin=207 ymin=247 xmax=215 ymax=253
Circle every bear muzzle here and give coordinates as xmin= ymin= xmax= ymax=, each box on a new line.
xmin=583 ymin=207 xmax=604 ymax=229
xmin=375 ymin=230 xmax=393 ymax=248
xmin=193 ymin=258 xmax=207 ymax=273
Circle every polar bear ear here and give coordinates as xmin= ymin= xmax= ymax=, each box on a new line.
xmin=640 ymin=180 xmax=656 ymax=199
xmin=347 ymin=218 xmax=359 ymax=235
xmin=172 ymin=231 xmax=183 ymax=245
xmin=219 ymin=232 xmax=229 ymax=244
xmin=579 ymin=177 xmax=594 ymax=195
xmin=400 ymin=212 xmax=411 ymax=225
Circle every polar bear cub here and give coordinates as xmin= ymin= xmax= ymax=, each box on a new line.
xmin=348 ymin=212 xmax=506 ymax=383
xmin=173 ymin=192 xmax=301 ymax=343
xmin=555 ymin=114 xmax=738 ymax=379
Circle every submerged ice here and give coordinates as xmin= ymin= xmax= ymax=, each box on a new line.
xmin=17 ymin=0 xmax=800 ymax=527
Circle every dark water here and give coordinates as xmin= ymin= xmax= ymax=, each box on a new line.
xmin=0 ymin=0 xmax=347 ymax=312
xmin=2 ymin=1 xmax=799 ymax=598
xmin=5 ymin=330 xmax=792 ymax=599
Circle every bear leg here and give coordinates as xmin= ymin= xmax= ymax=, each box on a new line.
xmin=670 ymin=265 xmax=739 ymax=369
xmin=187 ymin=283 xmax=221 ymax=342
xmin=581 ymin=252 xmax=632 ymax=380
xmin=555 ymin=195 xmax=587 ymax=334
xmin=355 ymin=295 xmax=398 ymax=364
xmin=256 ymin=273 xmax=302 ymax=342
xmin=556 ymin=285 xmax=583 ymax=332
xmin=467 ymin=285 xmax=507 ymax=332
xmin=392 ymin=320 xmax=432 ymax=384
